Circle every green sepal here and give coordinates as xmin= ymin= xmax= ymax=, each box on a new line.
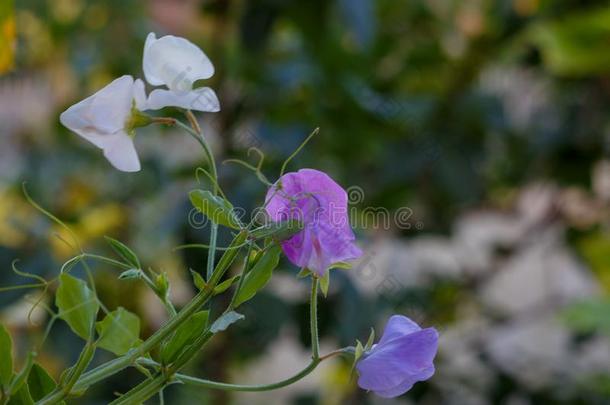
xmin=319 ymin=271 xmax=330 ymax=297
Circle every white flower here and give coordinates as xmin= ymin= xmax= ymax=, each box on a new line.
xmin=60 ymin=75 xmax=148 ymax=172
xmin=143 ymin=32 xmax=220 ymax=113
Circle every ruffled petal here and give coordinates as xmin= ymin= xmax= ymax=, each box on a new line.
xmin=265 ymin=168 xmax=362 ymax=275
xmin=357 ymin=328 xmax=438 ymax=392
xmin=88 ymin=75 xmax=136 ymax=132
xmin=101 ymin=132 xmax=141 ymax=172
xmin=143 ymin=32 xmax=214 ymax=91
xmin=147 ymin=88 xmax=220 ymax=112
xmin=378 ymin=315 xmax=422 ymax=345
xmin=374 ymin=366 xmax=434 ymax=398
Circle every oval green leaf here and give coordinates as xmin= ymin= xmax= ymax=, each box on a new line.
xmin=189 ymin=190 xmax=240 ymax=229
xmin=0 ymin=323 xmax=13 ymax=388
xmin=95 ymin=307 xmax=141 ymax=356
xmin=56 ymin=273 xmax=99 ymax=340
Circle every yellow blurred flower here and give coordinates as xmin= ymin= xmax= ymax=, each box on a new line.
xmin=0 ymin=0 xmax=15 ymax=74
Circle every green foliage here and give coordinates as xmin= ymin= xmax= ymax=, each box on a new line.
xmin=161 ymin=311 xmax=209 ymax=365
xmin=531 ymin=7 xmax=610 ymax=76
xmin=105 ymin=237 xmax=141 ymax=269
xmin=562 ymin=298 xmax=610 ymax=335
xmin=189 ymin=190 xmax=241 ymax=229
xmin=55 ymin=273 xmax=99 ymax=340
xmin=233 ymin=245 xmax=281 ymax=307
xmin=0 ymin=323 xmax=13 ymax=389
xmin=27 ymin=364 xmax=57 ymax=402
xmin=96 ymin=308 xmax=141 ymax=355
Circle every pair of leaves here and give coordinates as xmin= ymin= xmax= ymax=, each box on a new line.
xmin=56 ymin=274 xmax=141 ymax=355
xmin=189 ymin=190 xmax=241 ymax=229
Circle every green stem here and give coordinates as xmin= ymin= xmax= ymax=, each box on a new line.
xmin=39 ymin=341 xmax=95 ymax=404
xmin=175 ymin=360 xmax=319 ymax=392
xmin=227 ymin=242 xmax=253 ymax=310
xmin=310 ymin=277 xmax=320 ymax=360
xmin=207 ymin=223 xmax=218 ymax=281
xmin=174 ymin=120 xmax=218 ymax=195
xmin=110 ymin=375 xmax=166 ymax=405
xmin=37 ymin=286 xmax=218 ymax=404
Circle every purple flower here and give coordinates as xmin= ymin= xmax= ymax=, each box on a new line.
xmin=356 ymin=315 xmax=439 ymax=398
xmin=265 ymin=168 xmax=362 ymax=277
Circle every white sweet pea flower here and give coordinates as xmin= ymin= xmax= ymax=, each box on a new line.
xmin=143 ymin=32 xmax=220 ymax=113
xmin=60 ymin=75 xmax=149 ymax=172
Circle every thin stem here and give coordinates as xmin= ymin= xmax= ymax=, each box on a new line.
xmin=206 ymin=224 xmax=218 ymax=281
xmin=175 ymin=360 xmax=319 ymax=392
xmin=310 ymin=277 xmax=320 ymax=360
xmin=174 ymin=120 xmax=218 ymax=195
xmin=227 ymin=242 xmax=253 ymax=310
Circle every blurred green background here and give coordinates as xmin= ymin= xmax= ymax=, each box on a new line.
xmin=3 ymin=0 xmax=610 ymax=403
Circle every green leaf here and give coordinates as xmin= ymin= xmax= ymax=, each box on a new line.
xmin=95 ymin=308 xmax=141 ymax=355
xmin=563 ymin=297 xmax=610 ymax=335
xmin=9 ymin=352 xmax=34 ymax=394
xmin=319 ymin=271 xmax=330 ymax=297
xmin=213 ymin=276 xmax=239 ymax=295
xmin=118 ymin=269 xmax=142 ymax=280
xmin=189 ymin=269 xmax=206 ymax=291
xmin=0 ymin=323 xmax=13 ymax=388
xmin=161 ymin=311 xmax=209 ymax=364
xmin=233 ymin=245 xmax=281 ymax=307
xmin=189 ymin=190 xmax=240 ymax=229
xmin=105 ymin=236 xmax=141 ymax=269
xmin=6 ymin=384 xmax=33 ymax=405
xmin=530 ymin=7 xmax=610 ymax=76
xmin=250 ymin=220 xmax=303 ymax=241
xmin=56 ymin=273 xmax=99 ymax=340
xmin=210 ymin=311 xmax=244 ymax=333
xmin=27 ymin=364 xmax=56 ymax=402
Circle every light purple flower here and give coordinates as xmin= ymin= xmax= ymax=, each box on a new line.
xmin=265 ymin=168 xmax=362 ymax=277
xmin=356 ymin=315 xmax=438 ymax=398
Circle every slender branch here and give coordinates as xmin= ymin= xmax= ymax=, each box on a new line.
xmin=227 ymin=242 xmax=253 ymax=310
xmin=310 ymin=277 xmax=320 ymax=360
xmin=175 ymin=360 xmax=319 ymax=392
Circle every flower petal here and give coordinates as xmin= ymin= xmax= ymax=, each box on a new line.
xmin=374 ymin=366 xmax=435 ymax=398
xmin=357 ymin=328 xmax=438 ymax=392
xmin=378 ymin=315 xmax=422 ymax=346
xmin=265 ymin=168 xmax=362 ymax=275
xmin=60 ymin=75 xmax=135 ymax=136
xmin=101 ymin=132 xmax=141 ymax=172
xmin=143 ymin=32 xmax=214 ymax=91
xmin=147 ymin=88 xmax=220 ymax=112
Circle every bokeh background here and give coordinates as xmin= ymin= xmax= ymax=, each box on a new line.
xmin=2 ymin=0 xmax=610 ymax=403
